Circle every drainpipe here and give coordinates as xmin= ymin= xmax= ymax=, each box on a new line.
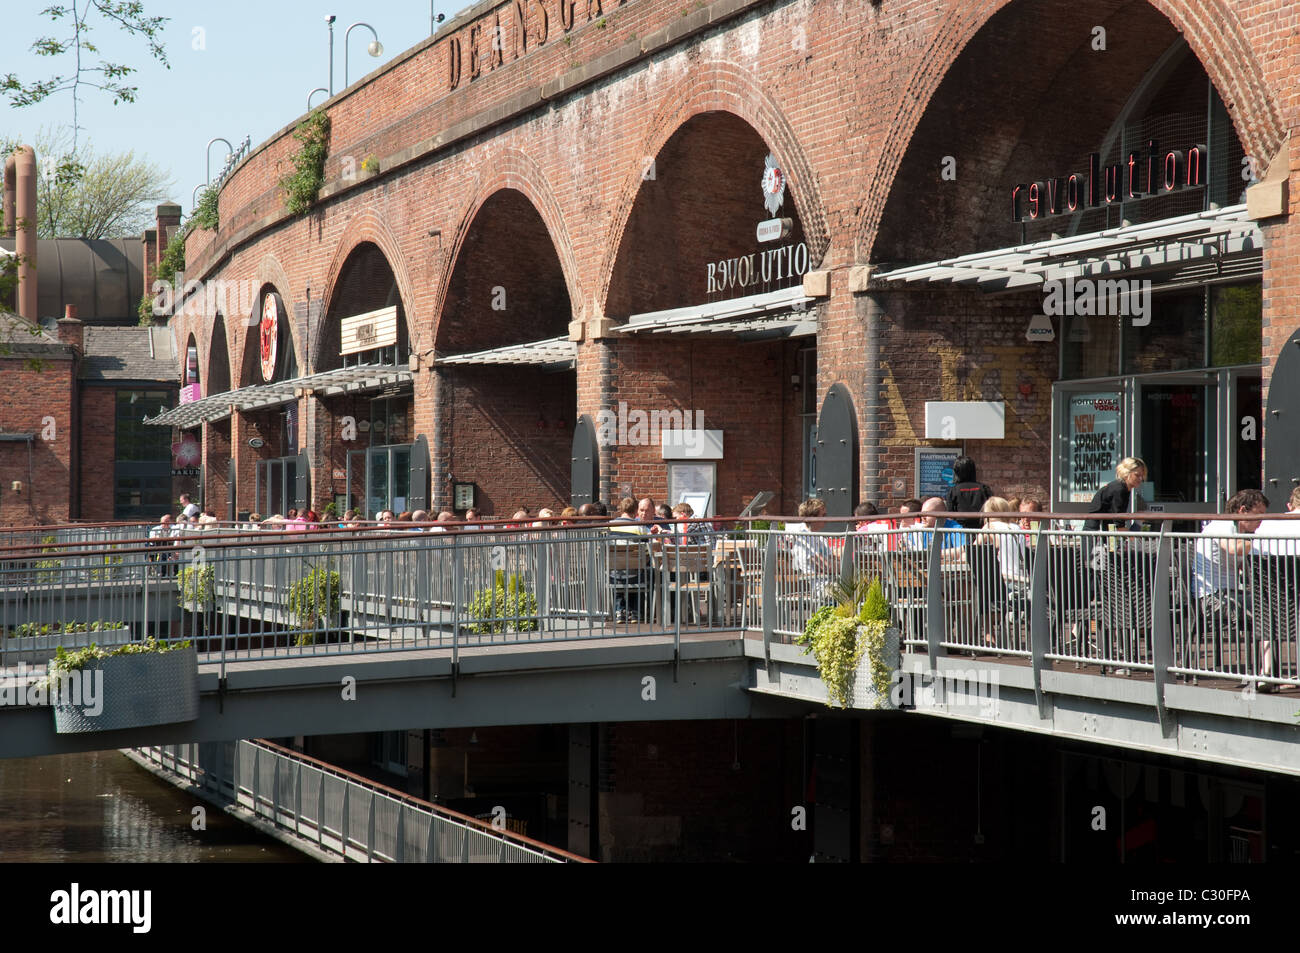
xmin=858 ymin=292 xmax=883 ymax=506
xmin=12 ymin=146 xmax=37 ymax=321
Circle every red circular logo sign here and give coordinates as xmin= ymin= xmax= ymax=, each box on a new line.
xmin=259 ymin=294 xmax=278 ymax=383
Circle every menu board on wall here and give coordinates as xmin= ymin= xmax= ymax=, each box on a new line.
xmin=1066 ymin=392 xmax=1121 ymax=502
xmin=914 ymin=447 xmax=962 ymax=500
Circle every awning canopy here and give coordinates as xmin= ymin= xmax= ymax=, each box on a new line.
xmin=436 ymin=336 xmax=576 ymax=371
xmin=144 ymin=363 xmax=411 ymax=429
xmin=872 ymin=204 xmax=1262 ymax=291
xmin=614 ymin=286 xmax=816 ymax=340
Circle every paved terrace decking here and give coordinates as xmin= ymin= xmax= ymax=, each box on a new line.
xmin=1 ymin=518 xmax=1298 ymax=773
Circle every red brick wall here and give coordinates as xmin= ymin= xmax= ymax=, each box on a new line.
xmin=164 ymin=0 xmax=1296 ymax=520
xmin=0 ymin=356 xmax=75 ymax=526
xmin=77 ymin=386 xmax=119 ymax=522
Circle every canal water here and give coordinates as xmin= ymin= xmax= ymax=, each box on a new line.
xmin=0 ymin=750 xmax=308 ymax=862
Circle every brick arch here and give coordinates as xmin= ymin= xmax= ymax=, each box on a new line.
xmin=315 ymin=212 xmax=416 ymax=373
xmin=180 ymin=330 xmax=198 ymax=385
xmin=234 ymin=253 xmax=303 ymax=388
xmin=855 ymin=0 xmax=1286 ymax=262
xmin=596 ymin=59 xmax=830 ymax=313
xmin=433 ymin=149 xmax=582 ymax=347
xmin=205 ymin=313 xmax=232 ymax=396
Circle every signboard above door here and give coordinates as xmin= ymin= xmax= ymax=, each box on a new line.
xmin=341 ymin=306 xmax=399 ymax=356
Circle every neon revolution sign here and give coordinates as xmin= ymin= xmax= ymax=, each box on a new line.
xmin=1012 ymin=141 xmax=1207 ymax=222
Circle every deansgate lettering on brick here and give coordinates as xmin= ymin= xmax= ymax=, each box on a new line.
xmin=448 ymin=0 xmax=634 ymax=91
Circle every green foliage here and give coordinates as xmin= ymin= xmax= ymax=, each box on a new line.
xmin=796 ymin=576 xmax=893 ymax=708
xmin=2 ymin=2 xmax=170 ymax=142
xmin=360 ymin=154 xmax=379 ymax=174
xmin=7 ymin=619 xmax=126 ymax=639
xmin=46 ymin=636 xmax=191 ymax=676
xmin=287 ymin=564 xmax=341 ymax=645
xmin=178 ymin=565 xmax=214 ymax=608
xmin=322 ymin=502 xmax=339 ymax=519
xmin=281 ymin=110 xmax=331 ymax=215
xmin=33 ymin=535 xmax=62 ymax=584
xmin=87 ymin=550 xmax=124 ymax=580
xmin=467 ymin=572 xmax=539 ymax=633
xmin=860 ymin=577 xmax=890 ymax=623
xmin=140 ymin=230 xmax=186 ymax=323
xmin=191 ymin=185 xmax=219 ymax=231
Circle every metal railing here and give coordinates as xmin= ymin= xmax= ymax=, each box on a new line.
xmin=4 ymin=513 xmax=1299 ymax=692
xmin=132 ymin=739 xmax=584 ymax=863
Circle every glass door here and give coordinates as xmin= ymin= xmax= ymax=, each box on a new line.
xmin=257 ymin=456 xmax=298 ymax=517
xmin=1132 ymin=373 xmax=1217 ymax=513
xmin=1226 ymin=368 xmax=1263 ymax=496
xmin=366 ymin=448 xmax=389 ymax=519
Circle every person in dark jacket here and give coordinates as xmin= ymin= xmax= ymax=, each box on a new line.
xmin=1082 ymin=457 xmax=1148 ymax=531
xmin=945 ymin=456 xmax=993 ymax=529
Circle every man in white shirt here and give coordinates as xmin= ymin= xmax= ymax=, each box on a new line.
xmin=1253 ymin=486 xmax=1300 ymax=555
xmin=1193 ymin=489 xmax=1270 ymax=686
xmin=179 ymin=493 xmax=200 ymax=521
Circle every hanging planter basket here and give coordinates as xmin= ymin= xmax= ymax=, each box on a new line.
xmin=52 ymin=646 xmax=199 ymax=734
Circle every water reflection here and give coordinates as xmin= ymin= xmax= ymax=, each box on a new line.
xmin=0 ymin=751 xmax=307 ymax=862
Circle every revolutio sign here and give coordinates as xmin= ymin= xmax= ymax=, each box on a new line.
xmin=1012 ymin=141 xmax=1207 ymax=223
xmin=707 ymin=242 xmax=809 ymax=294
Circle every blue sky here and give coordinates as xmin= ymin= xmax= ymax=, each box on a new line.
xmin=2 ymin=1 xmax=460 ymax=224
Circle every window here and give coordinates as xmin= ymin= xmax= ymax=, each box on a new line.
xmin=114 ymin=390 xmax=173 ymax=519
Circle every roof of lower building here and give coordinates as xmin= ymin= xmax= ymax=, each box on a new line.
xmin=0 ymin=310 xmax=67 ymax=356
xmin=81 ymin=326 xmax=175 ymax=382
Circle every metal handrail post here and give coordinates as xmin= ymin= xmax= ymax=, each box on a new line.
xmin=761 ymin=531 xmax=776 ymax=664
xmin=1029 ymin=522 xmax=1049 ymax=716
xmin=451 ymin=536 xmax=462 ymax=693
xmin=1151 ymin=522 xmax=1174 ymax=736
xmin=926 ymin=525 xmax=945 ymax=670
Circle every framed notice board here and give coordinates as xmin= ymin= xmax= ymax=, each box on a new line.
xmin=915 ymin=446 xmax=963 ymax=500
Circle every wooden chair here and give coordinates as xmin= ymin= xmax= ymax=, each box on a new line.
xmin=607 ymin=539 xmax=653 ymax=623
xmin=652 ymin=541 xmax=713 ymax=624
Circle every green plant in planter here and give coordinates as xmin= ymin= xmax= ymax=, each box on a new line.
xmin=44 ymin=637 xmax=191 ymax=681
xmin=88 ymin=550 xmax=125 ymax=580
xmin=797 ymin=576 xmax=893 ymax=708
xmin=467 ymin=571 xmax=539 ymax=634
xmin=9 ymin=620 xmax=126 ymax=639
xmin=178 ymin=566 xmax=214 ymax=608
xmin=287 ymin=563 xmax=341 ymax=646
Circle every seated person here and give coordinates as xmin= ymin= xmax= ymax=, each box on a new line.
xmin=902 ymin=497 xmax=966 ymax=559
xmin=665 ymin=502 xmax=709 ymax=545
xmin=784 ymin=498 xmax=835 ymax=574
xmin=1253 ymin=486 xmax=1300 ymax=556
xmin=1194 ymin=489 xmax=1271 ymax=682
xmin=980 ymin=497 xmax=1029 ymax=587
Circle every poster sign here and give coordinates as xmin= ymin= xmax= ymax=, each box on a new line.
xmin=1066 ymin=391 xmax=1121 ymax=502
xmin=915 ymin=447 xmax=962 ymax=500
xmin=179 ymin=383 xmax=201 ymax=404
xmin=259 ymin=293 xmax=280 ymax=383
xmin=340 ymin=306 xmax=398 ymax=356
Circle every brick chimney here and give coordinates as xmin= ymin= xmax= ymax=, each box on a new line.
xmin=155 ymin=202 xmax=182 ymax=267
xmin=57 ymin=304 xmax=84 ymax=354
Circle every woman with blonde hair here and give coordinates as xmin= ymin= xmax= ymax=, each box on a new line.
xmin=980 ymin=496 xmax=1028 ymax=586
xmin=1083 ymin=456 xmax=1148 ymax=532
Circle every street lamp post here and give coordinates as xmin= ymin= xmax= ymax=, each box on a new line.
xmin=431 ymin=2 xmax=445 ymax=35
xmin=344 ymin=22 xmax=384 ymax=88
xmin=308 ymin=87 xmax=329 ymax=111
xmin=327 ymin=15 xmax=337 ymax=96
xmin=205 ymin=137 xmax=233 ymax=187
